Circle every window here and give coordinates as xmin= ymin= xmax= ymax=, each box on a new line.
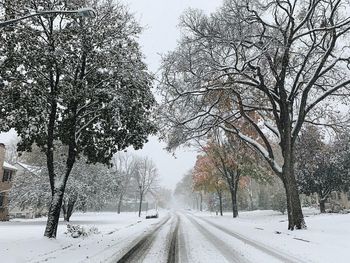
xmin=2 ymin=170 xmax=12 ymax=182
xmin=0 ymin=193 xmax=4 ymax=208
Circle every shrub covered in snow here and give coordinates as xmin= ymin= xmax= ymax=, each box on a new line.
xmin=65 ymin=224 xmax=100 ymax=238
xmin=271 ymin=191 xmax=287 ymax=215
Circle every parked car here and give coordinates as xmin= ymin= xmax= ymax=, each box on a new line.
xmin=145 ymin=209 xmax=159 ymax=219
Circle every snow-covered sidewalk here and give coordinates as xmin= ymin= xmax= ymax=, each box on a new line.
xmin=194 ymin=208 xmax=350 ymax=263
xmin=0 ymin=211 xmax=166 ymax=263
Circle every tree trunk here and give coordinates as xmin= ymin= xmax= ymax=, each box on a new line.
xmin=65 ymin=199 xmax=75 ymax=222
xmin=199 ymin=192 xmax=203 ymax=212
xmin=222 ymin=169 xmax=239 ymax=218
xmin=315 ymin=193 xmax=320 ymax=206
xmin=281 ymin=149 xmax=306 ymax=230
xmin=248 ymin=178 xmax=254 ymax=210
xmin=248 ymin=191 xmax=254 ymax=211
xmin=44 ymin=143 xmax=76 ymax=237
xmin=319 ymin=198 xmax=326 ymax=213
xmin=218 ymin=191 xmax=223 ymax=216
xmin=138 ymin=193 xmax=143 ymax=217
xmin=62 ymin=202 xmax=68 ymax=222
xmin=44 ymin=187 xmax=65 ymax=238
xmin=340 ymin=191 xmax=349 ymax=209
xmin=230 ymin=188 xmax=238 ymax=218
xmin=117 ymin=193 xmax=124 ymax=214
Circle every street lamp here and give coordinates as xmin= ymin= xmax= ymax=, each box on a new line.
xmin=0 ymin=7 xmax=96 ymax=28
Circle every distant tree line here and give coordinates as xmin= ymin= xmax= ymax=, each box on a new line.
xmin=174 ymin=125 xmax=350 ymax=216
xmin=10 ymin=146 xmax=165 ymax=222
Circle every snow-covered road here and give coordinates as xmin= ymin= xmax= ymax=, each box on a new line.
xmin=2 ymin=209 xmax=350 ymax=262
xmin=180 ymin=212 xmax=302 ymax=263
xmin=115 ymin=214 xmax=176 ymax=263
xmin=115 ymin=211 xmax=305 ymax=263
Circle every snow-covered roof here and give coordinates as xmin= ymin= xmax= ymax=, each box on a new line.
xmin=16 ymin=162 xmax=41 ymax=175
xmin=3 ymin=161 xmax=17 ymax=171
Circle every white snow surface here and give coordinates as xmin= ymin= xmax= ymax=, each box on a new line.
xmin=1 ymin=208 xmax=350 ymax=263
xmin=0 ymin=211 xmax=166 ymax=263
xmin=16 ymin=162 xmax=41 ymax=174
xmin=3 ymin=161 xmax=17 ymax=171
xmin=193 ymin=208 xmax=350 ymax=263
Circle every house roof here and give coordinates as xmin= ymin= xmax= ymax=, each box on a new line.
xmin=3 ymin=161 xmax=17 ymax=171
xmin=15 ymin=162 xmax=41 ymax=175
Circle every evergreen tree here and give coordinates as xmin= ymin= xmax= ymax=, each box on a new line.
xmin=296 ymin=126 xmax=350 ymax=213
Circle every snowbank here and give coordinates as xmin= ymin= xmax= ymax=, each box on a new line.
xmin=0 ymin=211 xmax=165 ymax=263
xmin=194 ymin=208 xmax=350 ymax=263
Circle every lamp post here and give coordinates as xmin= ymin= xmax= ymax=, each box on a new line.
xmin=0 ymin=7 xmax=96 ymax=28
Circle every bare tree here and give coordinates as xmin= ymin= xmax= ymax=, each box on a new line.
xmin=195 ymin=136 xmax=241 ymax=217
xmin=11 ymin=144 xmax=116 ymax=221
xmin=133 ymin=157 xmax=158 ymax=217
xmin=111 ymin=153 xmax=134 ymax=214
xmin=159 ymin=0 xmax=350 ymax=229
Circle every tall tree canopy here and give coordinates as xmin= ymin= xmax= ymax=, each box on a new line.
xmin=0 ymin=0 xmax=156 ymax=237
xmin=158 ymin=0 xmax=350 ymax=229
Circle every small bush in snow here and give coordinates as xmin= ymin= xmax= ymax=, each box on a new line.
xmin=65 ymin=224 xmax=100 ymax=238
xmin=271 ymin=191 xmax=287 ymax=215
xmin=88 ymin=226 xmax=100 ymax=235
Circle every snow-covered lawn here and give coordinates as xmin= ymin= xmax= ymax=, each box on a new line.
xmin=0 ymin=211 xmax=166 ymax=263
xmin=195 ymin=208 xmax=350 ymax=263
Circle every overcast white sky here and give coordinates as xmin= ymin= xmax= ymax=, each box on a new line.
xmin=0 ymin=0 xmax=223 ymax=190
xmin=121 ymin=0 xmax=223 ymax=189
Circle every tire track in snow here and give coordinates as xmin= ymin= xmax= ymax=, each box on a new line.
xmin=185 ymin=214 xmax=249 ymax=263
xmin=167 ymin=214 xmax=179 ymax=263
xmin=115 ymin=215 xmax=171 ymax=263
xmin=193 ymin=215 xmax=306 ymax=263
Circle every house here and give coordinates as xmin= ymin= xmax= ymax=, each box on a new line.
xmin=10 ymin=162 xmax=46 ymax=219
xmin=0 ymin=143 xmax=17 ymax=221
